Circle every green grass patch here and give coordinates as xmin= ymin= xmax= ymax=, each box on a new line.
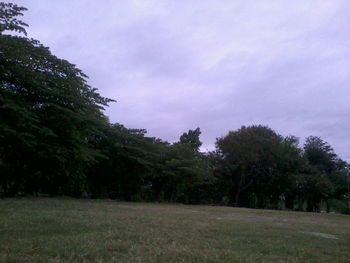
xmin=0 ymin=198 xmax=349 ymax=262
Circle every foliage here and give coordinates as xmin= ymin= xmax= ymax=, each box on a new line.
xmin=0 ymin=3 xmax=348 ymax=214
xmin=179 ymin=127 xmax=202 ymax=151
xmin=215 ymin=125 xmax=302 ymax=208
xmin=0 ymin=2 xmax=28 ymax=35
xmin=0 ymin=3 xmax=113 ymax=196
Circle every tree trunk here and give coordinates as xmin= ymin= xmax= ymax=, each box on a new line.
xmin=326 ymin=200 xmax=330 ymax=213
xmin=234 ymin=172 xmax=244 ymax=207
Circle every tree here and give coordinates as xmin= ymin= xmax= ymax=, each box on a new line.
xmin=300 ymin=136 xmax=347 ymax=212
xmin=148 ymin=132 xmax=210 ymax=203
xmin=215 ymin=125 xmax=302 ymax=208
xmin=0 ymin=3 xmax=113 ymax=196
xmin=86 ymin=123 xmax=162 ymax=200
xmin=216 ymin=125 xmax=279 ymax=206
xmin=179 ymin=128 xmax=202 ymax=151
xmin=304 ymin=136 xmax=337 ymax=174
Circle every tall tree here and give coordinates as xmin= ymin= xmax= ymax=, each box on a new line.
xmin=301 ymin=136 xmax=346 ymax=211
xmin=0 ymin=3 xmax=113 ymax=196
xmin=215 ymin=125 xmax=301 ymax=208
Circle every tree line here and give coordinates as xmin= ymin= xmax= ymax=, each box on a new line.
xmin=1 ymin=3 xmax=349 ymax=213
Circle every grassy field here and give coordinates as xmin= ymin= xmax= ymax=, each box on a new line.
xmin=0 ymin=198 xmax=349 ymax=263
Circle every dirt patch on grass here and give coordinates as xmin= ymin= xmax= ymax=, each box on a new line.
xmin=300 ymin=231 xmax=339 ymax=240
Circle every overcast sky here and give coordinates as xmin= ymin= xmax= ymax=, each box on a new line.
xmin=13 ymin=0 xmax=350 ymax=160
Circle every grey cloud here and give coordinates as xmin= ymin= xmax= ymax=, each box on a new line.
xmin=13 ymin=0 xmax=350 ymax=160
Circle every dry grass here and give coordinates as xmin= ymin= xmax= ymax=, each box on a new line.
xmin=0 ymin=198 xmax=349 ymax=262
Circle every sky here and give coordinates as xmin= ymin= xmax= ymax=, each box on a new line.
xmin=13 ymin=0 xmax=350 ymax=160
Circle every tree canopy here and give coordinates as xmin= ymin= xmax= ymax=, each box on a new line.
xmin=0 ymin=3 xmax=348 ymax=214
xmin=0 ymin=3 xmax=112 ymax=195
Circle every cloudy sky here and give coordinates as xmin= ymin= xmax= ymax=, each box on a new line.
xmin=14 ymin=0 xmax=350 ymax=160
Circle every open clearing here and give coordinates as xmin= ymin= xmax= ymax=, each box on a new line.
xmin=0 ymin=199 xmax=349 ymax=263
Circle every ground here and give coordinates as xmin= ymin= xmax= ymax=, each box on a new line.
xmin=0 ymin=198 xmax=349 ymax=263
